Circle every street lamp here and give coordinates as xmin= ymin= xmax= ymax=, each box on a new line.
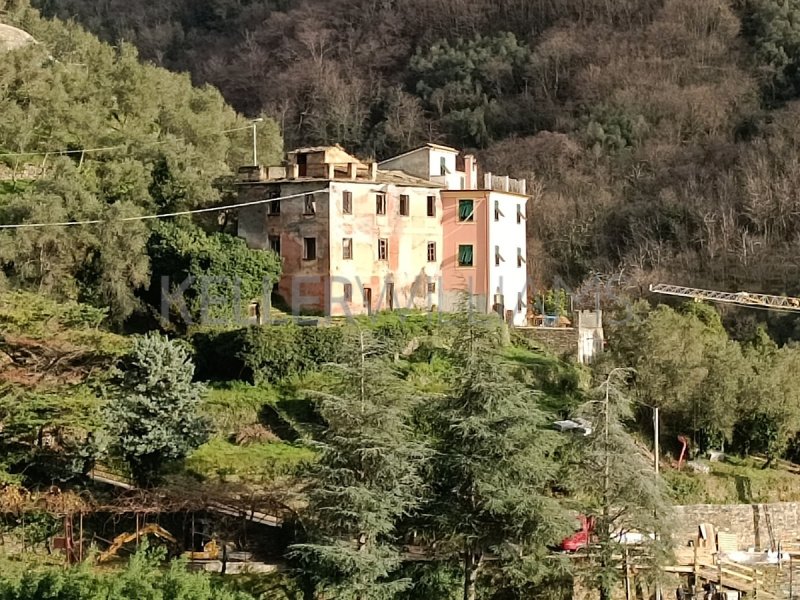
xmin=250 ymin=118 xmax=264 ymax=166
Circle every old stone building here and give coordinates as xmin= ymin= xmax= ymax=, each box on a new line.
xmin=236 ymin=145 xmax=443 ymax=316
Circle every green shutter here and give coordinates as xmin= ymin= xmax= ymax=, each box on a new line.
xmin=458 ymin=245 xmax=473 ymax=266
xmin=459 ymin=199 xmax=473 ymax=221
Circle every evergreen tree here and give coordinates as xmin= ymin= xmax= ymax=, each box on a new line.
xmin=105 ymin=333 xmax=210 ymax=486
xmin=571 ymin=369 xmax=672 ymax=600
xmin=290 ymin=330 xmax=429 ymax=599
xmin=428 ymin=306 xmax=567 ymax=600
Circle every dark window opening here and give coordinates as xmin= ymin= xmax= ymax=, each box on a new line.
xmin=344 ymin=283 xmax=353 ymax=302
xmin=376 ymin=193 xmax=387 ymax=215
xmin=427 ymin=196 xmax=436 ymax=217
xmin=343 ymin=191 xmax=353 ymax=214
xmin=303 ymin=237 xmax=317 ymax=260
xmin=458 ymin=199 xmax=474 ymax=222
xmin=427 ymin=241 xmax=437 ymax=263
xmin=303 ymin=194 xmax=316 ymax=215
xmin=400 ymin=194 xmax=410 ymax=216
xmin=343 ymin=238 xmax=353 ymax=260
xmin=269 ymin=235 xmax=281 ymax=255
xmin=378 ymin=238 xmax=388 ymax=261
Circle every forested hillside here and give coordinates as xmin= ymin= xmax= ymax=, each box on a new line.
xmin=31 ymin=0 xmax=800 ymax=294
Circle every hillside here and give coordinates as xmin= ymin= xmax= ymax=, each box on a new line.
xmin=30 ymin=0 xmax=800 ymax=300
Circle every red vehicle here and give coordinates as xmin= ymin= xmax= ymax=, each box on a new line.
xmin=560 ymin=515 xmax=595 ymax=552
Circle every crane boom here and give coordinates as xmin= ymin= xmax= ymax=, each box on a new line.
xmin=649 ymin=283 xmax=800 ymax=312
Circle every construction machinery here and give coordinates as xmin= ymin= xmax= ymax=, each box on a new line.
xmin=649 ymin=284 xmax=800 ymax=312
xmin=97 ymin=524 xmax=178 ymax=563
xmin=184 ymin=538 xmax=221 ymax=561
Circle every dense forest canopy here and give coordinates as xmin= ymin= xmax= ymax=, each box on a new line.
xmin=0 ymin=0 xmax=283 ymax=322
xmin=27 ymin=0 xmax=800 ymax=298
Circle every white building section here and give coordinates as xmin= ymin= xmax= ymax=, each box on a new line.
xmin=487 ymin=191 xmax=529 ymax=326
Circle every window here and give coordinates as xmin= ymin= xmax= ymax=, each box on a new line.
xmin=440 ymin=156 xmax=447 ymax=176
xmin=494 ymin=200 xmax=501 ymax=221
xmin=458 ymin=244 xmax=474 ymax=267
xmin=426 ymin=195 xmax=436 ymax=217
xmin=303 ymin=194 xmax=316 ymax=215
xmin=378 ymin=238 xmax=388 ymax=261
xmin=517 ymin=247 xmax=525 ymax=268
xmin=517 ymin=204 xmax=524 ymax=224
xmin=344 ymin=283 xmax=353 ymax=302
xmin=267 ymin=190 xmax=281 ymax=215
xmin=458 ymin=199 xmax=474 ymax=222
xmin=495 ymin=245 xmax=501 ymax=266
xmin=303 ymin=237 xmax=316 ymax=260
xmin=400 ymin=194 xmax=410 ymax=216
xmin=343 ymin=191 xmax=353 ymax=214
xmin=363 ymin=287 xmax=373 ymax=315
xmin=268 ymin=235 xmax=281 ymax=255
xmin=376 ymin=193 xmax=387 ymax=215
xmin=343 ymin=238 xmax=353 ymax=260
xmin=517 ymin=292 xmax=524 ymax=312
xmin=427 ymin=241 xmax=437 ymax=263
xmin=427 ymin=281 xmax=436 ymax=294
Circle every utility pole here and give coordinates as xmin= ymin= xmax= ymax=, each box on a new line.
xmin=653 ymin=406 xmax=659 ymax=478
xmin=251 ymin=117 xmax=264 ymax=166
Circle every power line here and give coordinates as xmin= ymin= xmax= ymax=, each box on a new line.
xmin=0 ymin=189 xmax=328 ymax=230
xmin=0 ymin=123 xmax=258 ymax=159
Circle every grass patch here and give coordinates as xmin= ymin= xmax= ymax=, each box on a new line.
xmin=185 ymin=437 xmax=315 ymax=484
xmin=664 ymin=457 xmax=800 ymax=504
xmin=202 ymin=382 xmax=279 ymax=433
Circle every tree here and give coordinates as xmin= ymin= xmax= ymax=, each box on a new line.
xmin=147 ymin=221 xmax=281 ymax=328
xmin=105 ymin=333 xmax=210 ymax=486
xmin=427 ymin=306 xmax=567 ymax=600
xmin=290 ymin=330 xmax=428 ymax=599
xmin=571 ymin=369 xmax=672 ymax=600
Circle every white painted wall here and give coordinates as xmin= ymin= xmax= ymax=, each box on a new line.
xmin=487 ymin=192 xmax=529 ymax=326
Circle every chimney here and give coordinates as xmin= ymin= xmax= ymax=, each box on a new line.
xmin=464 ymin=155 xmax=476 ymax=189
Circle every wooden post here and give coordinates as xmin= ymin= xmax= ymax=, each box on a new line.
xmin=135 ymin=513 xmax=140 ymax=548
xmin=692 ymin=543 xmax=699 ymax=598
xmin=624 ymin=548 xmax=632 ymax=600
xmin=78 ymin=512 xmax=83 ymax=562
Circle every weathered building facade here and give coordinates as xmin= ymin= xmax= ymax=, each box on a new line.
xmin=236 ymin=146 xmax=443 ymax=316
xmin=380 ymin=145 xmax=530 ymax=326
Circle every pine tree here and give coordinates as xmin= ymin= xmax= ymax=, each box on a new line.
xmin=105 ymin=333 xmax=210 ymax=486
xmin=290 ymin=330 xmax=428 ymax=599
xmin=572 ymin=368 xmax=672 ymax=600
xmin=428 ymin=306 xmax=567 ymax=600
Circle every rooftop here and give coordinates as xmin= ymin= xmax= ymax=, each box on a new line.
xmin=378 ymin=143 xmax=460 ymax=164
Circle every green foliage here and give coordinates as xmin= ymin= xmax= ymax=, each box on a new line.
xmin=0 ymin=1 xmax=282 ymax=321
xmin=571 ymin=371 xmax=672 ymax=600
xmin=534 ymin=289 xmax=570 ymax=316
xmin=426 ymin=305 xmax=568 ymax=599
xmin=290 ymin=330 xmax=429 ymax=599
xmin=583 ymin=105 xmax=647 ymax=156
xmin=0 ymin=384 xmax=102 ymax=483
xmin=105 ymin=333 xmax=210 ymax=485
xmin=185 ymin=437 xmax=314 ymax=484
xmin=744 ymin=0 xmax=800 ymax=100
xmin=0 ymin=546 xmax=255 ymax=599
xmin=0 ymin=290 xmax=107 ymax=336
xmin=238 ymin=324 xmax=345 ymax=384
xmin=411 ymin=32 xmax=533 ymax=146
xmin=148 ymin=221 xmax=281 ymax=326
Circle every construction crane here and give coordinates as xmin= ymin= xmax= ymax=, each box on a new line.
xmin=649 ymin=283 xmax=800 ymax=312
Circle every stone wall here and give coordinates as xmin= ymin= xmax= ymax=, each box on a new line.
xmin=517 ymin=326 xmax=579 ymax=358
xmin=674 ymin=502 xmax=800 ymax=550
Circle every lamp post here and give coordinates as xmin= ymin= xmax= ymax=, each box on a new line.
xmin=251 ymin=118 xmax=264 ymax=166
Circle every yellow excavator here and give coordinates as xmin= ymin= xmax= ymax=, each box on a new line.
xmin=97 ymin=524 xmax=178 ymax=563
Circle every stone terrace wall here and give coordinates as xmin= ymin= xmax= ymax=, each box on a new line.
xmin=516 ymin=327 xmax=579 ymax=358
xmin=674 ymin=502 xmax=800 ymax=550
